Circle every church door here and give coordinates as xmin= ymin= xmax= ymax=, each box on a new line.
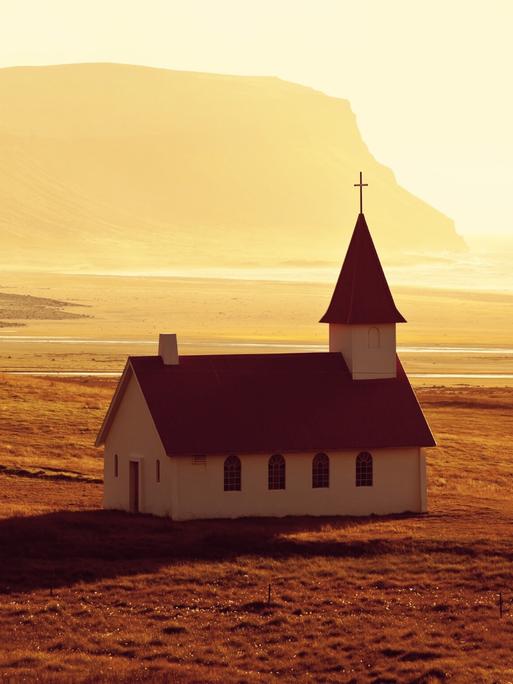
xmin=129 ymin=461 xmax=140 ymax=513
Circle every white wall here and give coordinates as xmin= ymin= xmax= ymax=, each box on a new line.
xmin=329 ymin=323 xmax=397 ymax=379
xmin=419 ymin=448 xmax=428 ymax=513
xmin=103 ymin=372 xmax=175 ymax=516
xmin=102 ymin=375 xmax=426 ymax=521
xmin=170 ymin=447 xmax=423 ymax=520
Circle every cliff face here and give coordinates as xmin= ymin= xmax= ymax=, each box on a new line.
xmin=0 ymin=63 xmax=464 ymax=271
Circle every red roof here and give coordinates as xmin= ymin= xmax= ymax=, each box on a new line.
xmin=320 ymin=213 xmax=406 ymax=324
xmin=113 ymin=352 xmax=434 ymax=454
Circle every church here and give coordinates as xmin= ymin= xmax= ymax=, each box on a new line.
xmin=96 ymin=179 xmax=435 ymax=520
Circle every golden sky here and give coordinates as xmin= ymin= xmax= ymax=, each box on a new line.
xmin=0 ymin=0 xmax=511 ymax=237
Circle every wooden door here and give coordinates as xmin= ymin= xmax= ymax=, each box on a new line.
xmin=129 ymin=461 xmax=139 ymax=513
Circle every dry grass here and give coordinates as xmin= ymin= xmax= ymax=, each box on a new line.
xmin=0 ymin=376 xmax=513 ymax=682
xmin=0 ymin=375 xmax=107 ymax=483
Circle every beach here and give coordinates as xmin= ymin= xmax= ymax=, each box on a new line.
xmin=0 ymin=270 xmax=512 ymax=384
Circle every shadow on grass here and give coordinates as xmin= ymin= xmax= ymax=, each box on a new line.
xmin=0 ymin=508 xmax=479 ymax=593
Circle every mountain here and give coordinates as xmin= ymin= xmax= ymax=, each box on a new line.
xmin=0 ymin=63 xmax=464 ymax=271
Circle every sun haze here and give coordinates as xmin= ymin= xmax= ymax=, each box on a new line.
xmin=2 ymin=4 xmax=513 ymax=682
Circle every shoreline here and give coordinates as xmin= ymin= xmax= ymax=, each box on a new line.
xmin=2 ymin=267 xmax=513 ymax=298
xmin=1 ymin=271 xmax=512 ymax=383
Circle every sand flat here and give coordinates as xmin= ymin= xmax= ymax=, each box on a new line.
xmin=0 ymin=271 xmax=512 ymax=381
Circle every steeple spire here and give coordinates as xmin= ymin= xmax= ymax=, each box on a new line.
xmin=320 ymin=213 xmax=405 ymax=324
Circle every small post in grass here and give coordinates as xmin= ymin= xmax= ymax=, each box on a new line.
xmin=268 ymin=583 xmax=272 ymax=605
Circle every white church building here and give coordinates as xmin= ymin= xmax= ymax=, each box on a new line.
xmin=96 ymin=195 xmax=435 ymax=520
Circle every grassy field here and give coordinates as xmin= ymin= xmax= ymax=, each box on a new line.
xmin=0 ymin=375 xmax=513 ymax=682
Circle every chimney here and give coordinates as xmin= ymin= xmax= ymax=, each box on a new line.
xmin=158 ymin=333 xmax=179 ymax=365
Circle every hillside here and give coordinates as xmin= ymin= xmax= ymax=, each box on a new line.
xmin=0 ymin=63 xmax=464 ymax=271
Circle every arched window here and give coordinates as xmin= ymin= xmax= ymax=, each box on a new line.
xmin=368 ymin=327 xmax=380 ymax=349
xmin=224 ymin=455 xmax=241 ymax=491
xmin=356 ymin=452 xmax=373 ymax=487
xmin=156 ymin=459 xmax=161 ymax=483
xmin=114 ymin=453 xmax=119 ymax=478
xmin=312 ymin=453 xmax=329 ymax=488
xmin=268 ymin=454 xmax=285 ymax=490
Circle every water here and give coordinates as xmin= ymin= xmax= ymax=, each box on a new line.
xmin=0 ymin=335 xmax=156 ymax=345
xmin=68 ymin=238 xmax=513 ymax=294
xmin=1 ymin=335 xmax=513 ymax=355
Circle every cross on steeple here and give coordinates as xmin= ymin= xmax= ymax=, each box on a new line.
xmin=354 ymin=171 xmax=368 ymax=214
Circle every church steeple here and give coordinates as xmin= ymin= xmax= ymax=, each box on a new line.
xmin=320 ymin=212 xmax=405 ymax=325
xmin=321 ymin=174 xmax=405 ymax=380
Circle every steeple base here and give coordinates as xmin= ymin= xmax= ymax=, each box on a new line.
xmin=329 ymin=323 xmax=397 ymax=380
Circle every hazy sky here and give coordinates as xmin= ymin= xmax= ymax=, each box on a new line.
xmin=0 ymin=0 xmax=511 ymax=237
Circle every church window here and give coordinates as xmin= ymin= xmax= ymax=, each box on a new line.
xmin=312 ymin=452 xmax=329 ymax=488
xmin=224 ymin=455 xmax=241 ymax=491
xmin=268 ymin=454 xmax=285 ymax=490
xmin=368 ymin=327 xmax=380 ymax=349
xmin=114 ymin=453 xmax=119 ymax=478
xmin=156 ymin=459 xmax=161 ymax=483
xmin=356 ymin=452 xmax=373 ymax=487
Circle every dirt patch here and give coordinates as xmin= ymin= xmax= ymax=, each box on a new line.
xmin=0 ymin=464 xmax=101 ymax=484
